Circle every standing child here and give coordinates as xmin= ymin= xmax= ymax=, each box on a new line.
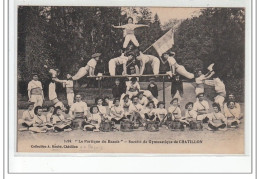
xmin=208 ymin=103 xmax=227 ymax=131
xmin=170 ymin=75 xmax=183 ymax=103
xmin=54 ymin=74 xmax=74 ymax=107
xmin=110 ymin=98 xmax=126 ymax=124
xmin=112 ymin=17 xmax=149 ymax=50
xmin=112 ymin=78 xmax=124 ymax=98
xmin=27 ymin=73 xmax=44 ymax=107
xmin=147 ymin=77 xmax=158 ymax=99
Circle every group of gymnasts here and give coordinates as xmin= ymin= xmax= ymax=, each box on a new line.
xmin=18 ymin=16 xmax=243 ymax=133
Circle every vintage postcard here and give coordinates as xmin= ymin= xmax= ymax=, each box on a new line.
xmin=16 ymin=6 xmax=245 ymax=154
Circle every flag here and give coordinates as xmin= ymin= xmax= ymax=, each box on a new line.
xmin=152 ymin=28 xmax=174 ymax=56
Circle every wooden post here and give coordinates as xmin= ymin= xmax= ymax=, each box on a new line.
xmin=163 ymin=76 xmax=165 ymax=104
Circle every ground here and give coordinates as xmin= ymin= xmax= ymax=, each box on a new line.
xmin=17 ymin=82 xmax=244 ymax=154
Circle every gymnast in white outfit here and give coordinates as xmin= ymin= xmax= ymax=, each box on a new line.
xmin=112 ymin=17 xmax=149 ymax=50
xmin=72 ymin=53 xmax=101 ymax=80
xmin=163 ymin=51 xmax=194 ymax=79
xmin=136 ymin=51 xmax=160 ymax=75
xmin=108 ymin=53 xmax=134 ymax=76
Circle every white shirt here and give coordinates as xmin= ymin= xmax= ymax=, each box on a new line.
xmin=139 ymin=96 xmax=148 ymax=106
xmin=138 ymin=54 xmax=157 ymax=64
xmin=224 ymin=107 xmax=241 ymax=119
xmin=33 ymin=115 xmax=47 ymax=125
xmin=126 ymin=82 xmax=140 ymax=92
xmin=28 ymin=80 xmax=43 ymax=91
xmin=87 ymin=58 xmax=97 ymax=69
xmin=89 ymin=113 xmax=102 ymax=124
xmin=155 ymin=108 xmax=168 ymax=120
xmin=49 ymin=82 xmax=57 ymax=100
xmin=52 ymin=114 xmax=65 ymax=124
xmin=213 ymin=78 xmax=226 ymax=94
xmin=144 ymin=108 xmax=156 ymax=116
xmin=46 ymin=112 xmax=53 ymax=123
xmin=167 ymin=57 xmax=177 ymax=66
xmin=129 ymin=103 xmax=143 ymax=114
xmin=168 ymin=106 xmax=182 ymax=119
xmin=184 ymin=110 xmax=197 ymax=119
xmin=193 ymin=100 xmax=209 ymax=113
xmin=195 ymin=75 xmax=206 ymax=85
xmin=97 ymin=105 xmax=107 ymax=115
xmin=112 ymin=56 xmax=128 ymax=65
xmin=22 ymin=110 xmax=34 ymax=121
xmin=70 ymin=101 xmax=88 ymax=115
xmin=110 ymin=106 xmax=124 ymax=119
xmin=208 ymin=112 xmax=226 ymax=124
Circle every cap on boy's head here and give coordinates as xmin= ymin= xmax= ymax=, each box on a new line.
xmin=113 ymin=97 xmax=120 ymax=104
xmin=185 ymin=102 xmax=194 ymax=109
xmin=92 ymin=53 xmax=101 ymax=58
xmin=115 ymin=78 xmax=120 ymax=82
xmin=196 ymin=92 xmax=205 ymax=98
xmin=32 ymin=72 xmax=38 ymax=76
xmin=131 ymin=77 xmax=137 ymax=82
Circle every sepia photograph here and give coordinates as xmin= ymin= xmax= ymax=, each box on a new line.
xmin=16 ymin=6 xmax=245 ymax=153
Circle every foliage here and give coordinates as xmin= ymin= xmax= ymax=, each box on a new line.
xmin=173 ymin=8 xmax=245 ymax=101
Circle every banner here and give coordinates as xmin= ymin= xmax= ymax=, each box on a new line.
xmin=152 ymin=28 xmax=174 ymax=56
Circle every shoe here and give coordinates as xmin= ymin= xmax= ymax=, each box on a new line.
xmin=231 ymin=121 xmax=238 ymax=126
xmin=64 ymin=128 xmax=72 ymax=132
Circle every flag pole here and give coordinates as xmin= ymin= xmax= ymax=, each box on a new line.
xmin=142 ymin=44 xmax=154 ymax=54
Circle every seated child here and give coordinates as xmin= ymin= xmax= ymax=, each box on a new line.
xmin=137 ymin=91 xmax=148 ymax=107
xmin=168 ymin=98 xmax=182 ymax=121
xmin=96 ymin=97 xmax=107 ymax=116
xmin=155 ymin=101 xmax=168 ymax=125
xmin=120 ymin=94 xmax=132 ymax=118
xmin=29 ymin=106 xmax=48 ymax=133
xmin=46 ymin=106 xmax=54 ymax=123
xmin=193 ymin=93 xmax=210 ymax=123
xmin=224 ymin=101 xmax=242 ymax=127
xmin=184 ymin=102 xmax=197 ymax=122
xmin=144 ymin=101 xmax=159 ymax=122
xmin=103 ymin=96 xmax=114 ymax=114
xmin=208 ymin=103 xmax=227 ymax=131
xmin=52 ymin=106 xmax=72 ymax=132
xmin=110 ymin=98 xmax=126 ymax=124
xmin=19 ymin=102 xmax=35 ymax=131
xmin=129 ymin=95 xmax=144 ymax=125
xmin=83 ymin=105 xmax=102 ymax=132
